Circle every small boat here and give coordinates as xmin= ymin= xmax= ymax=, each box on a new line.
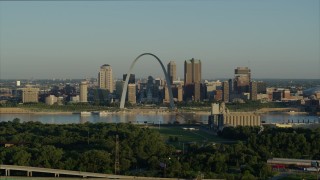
xmin=80 ymin=111 xmax=91 ymax=116
xmin=91 ymin=111 xmax=99 ymax=115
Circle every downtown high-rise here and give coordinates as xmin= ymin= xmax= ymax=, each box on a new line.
xmin=234 ymin=67 xmax=251 ymax=94
xmin=98 ymin=64 xmax=114 ymax=93
xmin=184 ymin=58 xmax=201 ymax=85
xmin=79 ymin=81 xmax=88 ymax=102
xmin=167 ymin=61 xmax=177 ymax=84
xmin=184 ymin=58 xmax=202 ymax=101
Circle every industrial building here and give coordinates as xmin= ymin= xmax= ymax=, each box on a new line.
xmin=208 ymin=103 xmax=261 ymax=130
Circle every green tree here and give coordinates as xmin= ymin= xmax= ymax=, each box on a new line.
xmin=12 ymin=148 xmax=31 ymax=166
xmin=241 ymin=170 xmax=255 ymax=180
xmin=33 ymin=145 xmax=63 ymax=168
xmin=79 ymin=150 xmax=112 ymax=173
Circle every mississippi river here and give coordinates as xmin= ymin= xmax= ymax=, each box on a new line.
xmin=0 ymin=112 xmax=319 ymax=124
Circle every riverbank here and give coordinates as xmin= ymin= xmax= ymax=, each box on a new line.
xmin=0 ymin=107 xmax=312 ymax=116
xmin=255 ymin=107 xmax=302 ymax=113
xmin=0 ymin=108 xmax=31 ymax=114
xmin=0 ymin=108 xmax=72 ymax=115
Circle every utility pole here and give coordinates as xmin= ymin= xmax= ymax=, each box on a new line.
xmin=115 ymin=134 xmax=120 ymax=175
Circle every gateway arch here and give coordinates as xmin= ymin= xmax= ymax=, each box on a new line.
xmin=120 ymin=53 xmax=175 ymax=110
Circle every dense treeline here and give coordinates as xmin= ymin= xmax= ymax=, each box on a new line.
xmin=0 ymin=120 xmax=319 ymax=179
xmin=219 ymin=126 xmax=320 ymax=160
xmin=0 ymin=120 xmax=171 ymax=175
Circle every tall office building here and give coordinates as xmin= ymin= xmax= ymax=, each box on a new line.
xmin=80 ymin=81 xmax=88 ymax=103
xmin=194 ymin=82 xmax=201 ymax=101
xmin=222 ymin=81 xmax=230 ymax=103
xmin=22 ymin=86 xmax=39 ymax=103
xmin=115 ymin=80 xmax=124 ymax=97
xmin=167 ymin=61 xmax=177 ymax=84
xmin=123 ymin=74 xmax=135 ymax=84
xmin=184 ymin=59 xmax=202 ymax=101
xmin=250 ymin=81 xmax=258 ymax=101
xmin=234 ymin=67 xmax=251 ymax=94
xmin=184 ymin=58 xmax=201 ymax=85
xmin=128 ymin=84 xmax=136 ymax=104
xmin=98 ymin=64 xmax=114 ymax=93
xmin=164 ymin=84 xmax=170 ymax=103
xmin=176 ymin=85 xmax=183 ymax=102
xmin=228 ymin=79 xmax=233 ymax=94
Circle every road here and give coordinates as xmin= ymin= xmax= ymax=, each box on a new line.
xmin=0 ymin=164 xmax=197 ymax=179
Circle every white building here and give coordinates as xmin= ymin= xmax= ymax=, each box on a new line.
xmin=45 ymin=95 xmax=58 ymax=105
xmin=80 ymin=81 xmax=88 ymax=103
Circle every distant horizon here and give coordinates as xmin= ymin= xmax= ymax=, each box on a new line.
xmin=1 ymin=0 xmax=319 ymax=79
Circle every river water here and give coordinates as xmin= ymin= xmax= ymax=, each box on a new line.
xmin=0 ymin=112 xmax=319 ymax=124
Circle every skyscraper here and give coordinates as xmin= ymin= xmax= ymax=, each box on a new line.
xmin=98 ymin=64 xmax=114 ymax=93
xmin=167 ymin=61 xmax=176 ymax=84
xmin=222 ymin=81 xmax=230 ymax=103
xmin=250 ymin=81 xmax=258 ymax=101
xmin=123 ymin=74 xmax=135 ymax=84
xmin=177 ymin=85 xmax=183 ymax=102
xmin=228 ymin=79 xmax=233 ymax=94
xmin=184 ymin=58 xmax=201 ymax=85
xmin=164 ymin=84 xmax=170 ymax=103
xmin=234 ymin=67 xmax=251 ymax=94
xmin=80 ymin=81 xmax=88 ymax=103
xmin=128 ymin=84 xmax=136 ymax=104
xmin=194 ymin=82 xmax=201 ymax=101
xmin=184 ymin=58 xmax=202 ymax=101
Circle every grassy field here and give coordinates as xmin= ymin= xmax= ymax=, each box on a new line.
xmin=152 ymin=125 xmax=236 ymax=149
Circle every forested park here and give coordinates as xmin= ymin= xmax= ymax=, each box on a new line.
xmin=0 ymin=119 xmax=320 ymax=179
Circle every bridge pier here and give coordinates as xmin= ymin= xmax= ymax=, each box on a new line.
xmin=27 ymin=171 xmax=32 ymax=177
xmin=5 ymin=169 xmax=10 ymax=176
xmin=55 ymin=173 xmax=60 ymax=177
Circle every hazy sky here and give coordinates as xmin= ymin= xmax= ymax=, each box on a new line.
xmin=0 ymin=0 xmax=319 ymax=80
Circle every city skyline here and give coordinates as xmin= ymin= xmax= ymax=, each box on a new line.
xmin=0 ymin=0 xmax=319 ymax=79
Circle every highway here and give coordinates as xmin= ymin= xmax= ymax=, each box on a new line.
xmin=0 ymin=165 xmax=193 ymax=179
xmin=0 ymin=164 xmax=132 ymax=178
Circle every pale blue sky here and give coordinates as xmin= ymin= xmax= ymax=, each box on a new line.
xmin=0 ymin=0 xmax=319 ymax=80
